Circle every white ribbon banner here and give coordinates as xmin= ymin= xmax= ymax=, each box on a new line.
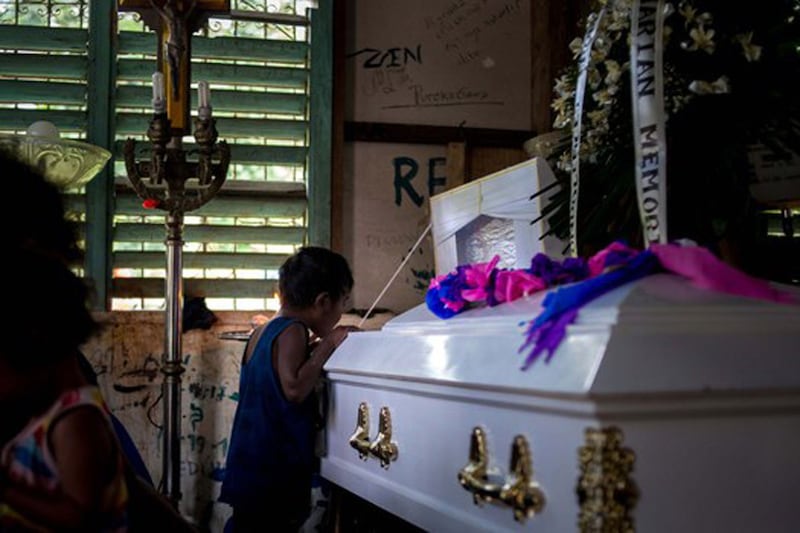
xmin=629 ymin=0 xmax=669 ymax=245
xmin=568 ymin=7 xmax=606 ymax=256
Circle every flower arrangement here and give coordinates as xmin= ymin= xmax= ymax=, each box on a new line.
xmin=426 ymin=241 xmax=797 ymax=369
xmin=542 ymin=0 xmax=800 ymax=256
xmin=426 ymin=253 xmax=592 ymax=319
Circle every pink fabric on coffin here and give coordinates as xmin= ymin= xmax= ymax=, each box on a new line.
xmin=650 ymin=244 xmax=798 ymax=305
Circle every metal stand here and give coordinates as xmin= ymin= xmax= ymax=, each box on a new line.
xmin=122 ymin=115 xmax=229 ymax=503
xmin=119 ymin=0 xmax=232 ymax=506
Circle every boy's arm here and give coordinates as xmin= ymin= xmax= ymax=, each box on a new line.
xmin=275 ymin=323 xmax=349 ymax=403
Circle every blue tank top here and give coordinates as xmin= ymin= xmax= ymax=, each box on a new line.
xmin=220 ymin=316 xmax=316 ymax=507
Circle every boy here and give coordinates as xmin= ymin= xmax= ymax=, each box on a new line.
xmin=220 ymin=247 xmax=355 ymax=532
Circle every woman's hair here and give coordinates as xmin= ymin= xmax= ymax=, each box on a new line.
xmin=3 ymin=249 xmax=99 ymax=370
xmin=1 ymin=152 xmax=83 ymax=265
xmin=0 ymin=152 xmax=98 ymax=369
xmin=278 ymin=246 xmax=353 ymax=309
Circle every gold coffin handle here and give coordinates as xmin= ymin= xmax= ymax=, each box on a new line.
xmin=458 ymin=428 xmax=546 ymax=522
xmin=500 ymin=435 xmax=546 ymax=521
xmin=457 ymin=427 xmax=504 ymax=505
xmin=348 ymin=402 xmax=371 ymax=460
xmin=368 ymin=406 xmax=399 ymax=468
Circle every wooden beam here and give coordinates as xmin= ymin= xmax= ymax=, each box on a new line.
xmin=308 ymin=3 xmax=333 ymax=248
xmin=445 ymin=142 xmax=468 ymax=189
xmin=531 ymin=0 xmax=553 ymax=134
xmin=85 ymin=0 xmax=117 ymax=310
xmin=330 ymin=0 xmax=346 ymax=252
xmin=345 ymin=122 xmax=532 ymax=148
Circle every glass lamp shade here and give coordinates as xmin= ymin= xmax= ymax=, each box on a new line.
xmin=0 ymin=127 xmax=111 ymax=190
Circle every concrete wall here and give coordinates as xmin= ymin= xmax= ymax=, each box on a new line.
xmin=81 ymin=310 xmax=393 ymax=532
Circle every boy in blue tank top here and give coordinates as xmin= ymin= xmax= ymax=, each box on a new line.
xmin=220 ymin=247 xmax=354 ymax=532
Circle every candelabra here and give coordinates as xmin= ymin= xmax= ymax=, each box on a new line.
xmin=118 ymin=0 xmax=231 ymax=505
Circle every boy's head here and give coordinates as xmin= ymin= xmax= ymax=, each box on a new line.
xmin=279 ymin=247 xmax=353 ymax=334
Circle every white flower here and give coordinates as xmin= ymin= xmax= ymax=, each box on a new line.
xmin=554 ymin=74 xmax=574 ymax=98
xmin=556 ymin=151 xmax=572 ymax=172
xmin=737 ymin=32 xmax=762 ymax=62
xmin=588 ymin=66 xmax=602 ymax=89
xmin=688 ymin=76 xmax=730 ymax=95
xmin=593 ymin=89 xmax=614 ymax=107
xmin=682 ymin=25 xmax=716 ymax=54
xmin=551 ymin=95 xmax=571 ymax=115
xmin=679 ymin=2 xmax=697 ymax=27
xmin=604 ymin=59 xmax=622 ymax=85
xmin=569 ymin=37 xmax=583 ymax=60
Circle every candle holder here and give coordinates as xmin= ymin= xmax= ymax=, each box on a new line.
xmin=118 ymin=0 xmax=231 ymax=506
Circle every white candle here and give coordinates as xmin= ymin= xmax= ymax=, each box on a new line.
xmin=198 ymin=81 xmax=210 ymax=109
xmin=197 ymin=80 xmax=212 ymax=120
xmin=152 ymin=72 xmax=165 ymax=113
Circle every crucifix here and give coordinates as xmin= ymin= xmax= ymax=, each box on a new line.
xmin=117 ymin=0 xmax=230 ymax=506
xmin=119 ymin=0 xmax=229 ymax=132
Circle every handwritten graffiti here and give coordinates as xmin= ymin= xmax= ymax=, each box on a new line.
xmin=189 ymin=402 xmax=204 ymax=432
xmin=112 ymin=393 xmax=151 ymax=413
xmin=188 ymin=382 xmax=235 ymax=402
xmin=186 ymin=433 xmax=207 ymax=453
xmin=393 ymin=156 xmax=446 ymax=207
xmin=426 ymin=0 xmax=522 ymax=66
xmin=180 ymin=459 xmax=225 ymax=481
xmin=116 ymin=354 xmax=160 ymax=384
xmin=211 ymin=437 xmax=228 ymax=457
xmin=348 ymin=45 xmax=422 ymax=68
xmin=363 ymin=67 xmax=413 ymax=96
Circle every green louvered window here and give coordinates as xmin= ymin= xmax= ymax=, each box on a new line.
xmin=0 ymin=0 xmax=92 ymax=282
xmin=0 ymin=0 xmax=328 ymax=312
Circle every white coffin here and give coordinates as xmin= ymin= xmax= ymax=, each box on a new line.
xmin=321 ymin=274 xmax=800 ymax=532
xmin=430 ymin=157 xmax=564 ymax=274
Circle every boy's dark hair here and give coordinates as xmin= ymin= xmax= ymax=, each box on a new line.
xmin=278 ymin=246 xmax=353 ymax=309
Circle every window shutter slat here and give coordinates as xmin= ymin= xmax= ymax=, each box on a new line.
xmin=113 ymin=278 xmax=278 ymax=299
xmin=119 ymin=31 xmax=308 ymax=63
xmin=0 ymin=25 xmax=87 ymax=52
xmin=114 ymin=251 xmax=290 ymax=270
xmin=0 ymin=80 xmax=86 ymax=105
xmin=117 ymin=59 xmax=308 ymax=89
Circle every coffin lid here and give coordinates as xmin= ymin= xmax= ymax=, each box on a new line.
xmin=325 ymin=274 xmax=800 ymax=396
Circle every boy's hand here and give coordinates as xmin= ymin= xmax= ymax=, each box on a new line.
xmin=326 ymin=325 xmax=351 ymax=348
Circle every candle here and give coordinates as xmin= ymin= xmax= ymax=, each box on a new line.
xmin=197 ymin=80 xmax=212 ymax=119
xmin=152 ymin=72 xmax=165 ymax=113
xmin=198 ymin=81 xmax=210 ymax=109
